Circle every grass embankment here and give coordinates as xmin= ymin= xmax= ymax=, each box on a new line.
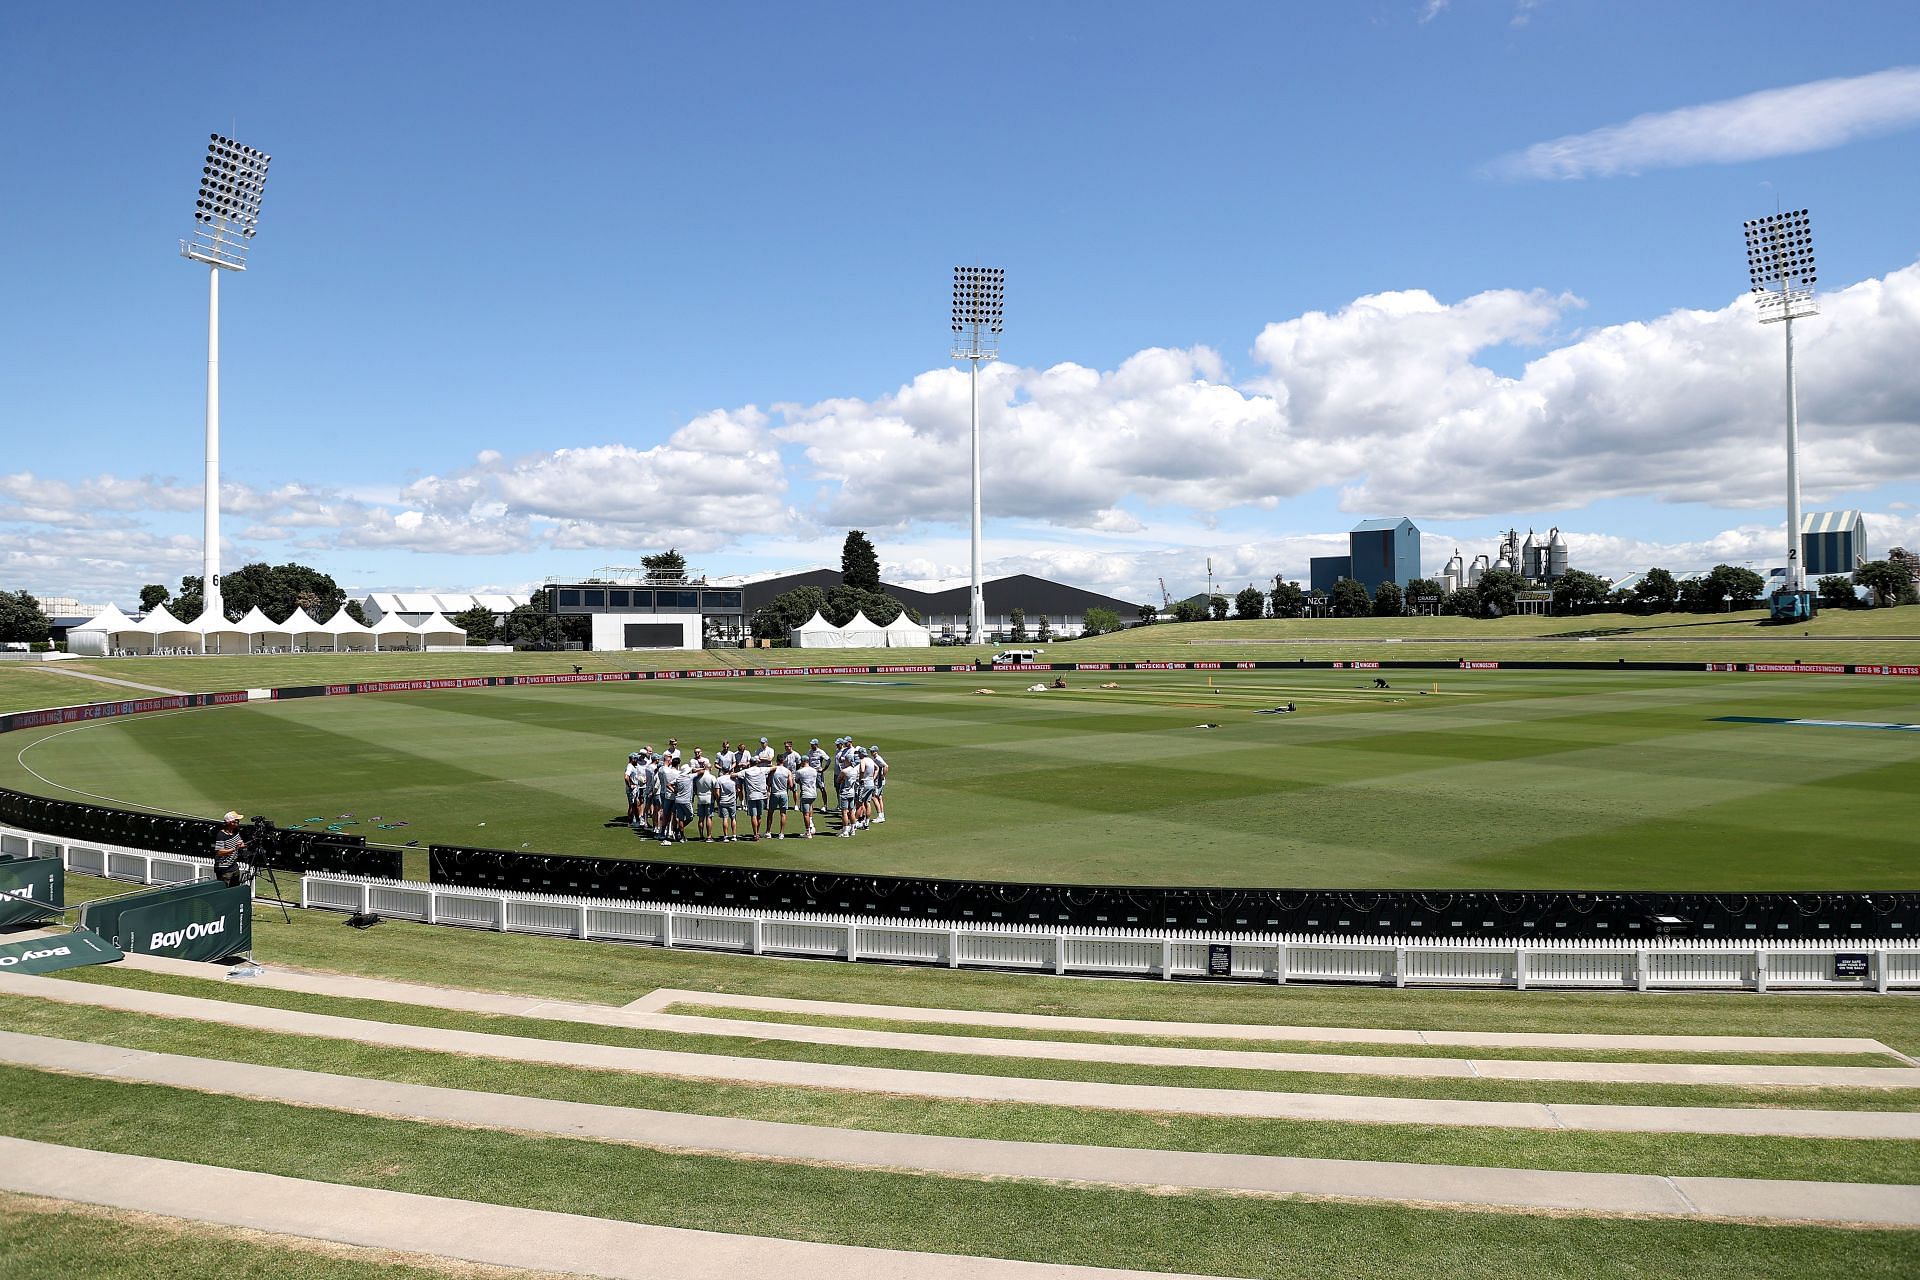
xmin=6 ymin=993 xmax=1917 ymax=1185
xmin=0 ymin=665 xmax=128 ymax=714
xmin=50 ymin=964 xmax=1920 ymax=1112
xmin=2 ymin=1066 xmax=1915 ymax=1280
xmin=29 ymin=602 xmax=1920 ymax=696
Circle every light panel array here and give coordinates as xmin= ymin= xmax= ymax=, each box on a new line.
xmin=1744 ymin=209 xmax=1815 ymax=291
xmin=196 ymin=133 xmax=271 ymax=238
xmin=951 ymin=266 xmax=1006 ymax=333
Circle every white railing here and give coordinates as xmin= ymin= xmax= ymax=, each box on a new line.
xmin=296 ymin=869 xmax=1918 ymax=994
xmin=11 ymin=821 xmax=1914 ymax=993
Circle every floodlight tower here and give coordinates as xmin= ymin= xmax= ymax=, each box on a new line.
xmin=180 ymin=133 xmax=272 ymax=620
xmin=1742 ymin=209 xmax=1817 ymax=617
xmin=951 ymin=266 xmax=1004 ymax=644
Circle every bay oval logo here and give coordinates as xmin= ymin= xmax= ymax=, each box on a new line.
xmin=0 ymin=945 xmax=70 ymax=967
xmin=148 ymin=917 xmax=228 ymax=950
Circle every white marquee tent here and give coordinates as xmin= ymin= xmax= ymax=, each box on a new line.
xmin=190 ymin=607 xmax=252 ymax=655
xmin=414 ymin=611 xmax=468 ymax=650
xmin=837 ymin=610 xmax=888 ymax=648
xmin=65 ymin=603 xmax=143 ymax=656
xmin=233 ymin=607 xmax=291 ymax=653
xmin=881 ymin=612 xmax=931 ymax=648
xmin=140 ymin=605 xmax=200 ymax=655
xmin=283 ymin=607 xmax=334 ymax=653
xmin=326 ymin=608 xmax=377 ymax=652
xmin=788 ymin=611 xmax=845 ymax=649
xmin=368 ymin=611 xmax=421 ymax=651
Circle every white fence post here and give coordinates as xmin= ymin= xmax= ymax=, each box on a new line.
xmin=1635 ymin=949 xmax=1648 ymax=993
xmin=750 ymin=918 xmax=763 ymax=955
xmin=494 ymin=896 xmax=507 ymax=932
xmin=1393 ymin=946 xmax=1407 ymax=988
xmin=846 ymin=923 xmax=858 ymax=962
xmin=1514 ymin=949 xmax=1527 ymax=991
xmin=1160 ymin=938 xmax=1173 ymax=979
xmin=1275 ymin=942 xmax=1288 ymax=984
xmin=947 ymin=929 xmax=961 ymax=968
xmin=1053 ymin=934 xmax=1066 ymax=975
xmin=1878 ymin=949 xmax=1890 ymax=995
xmin=661 ymin=911 xmax=674 ymax=949
xmin=1754 ymin=951 xmax=1768 ymax=993
xmin=575 ymin=904 xmax=589 ymax=939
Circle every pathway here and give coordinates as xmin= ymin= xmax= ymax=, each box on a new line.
xmin=0 ymin=1136 xmax=1226 ymax=1280
xmin=31 ymin=666 xmax=188 ymax=696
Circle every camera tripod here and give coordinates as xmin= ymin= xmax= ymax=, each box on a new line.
xmin=242 ymin=818 xmax=293 ymax=924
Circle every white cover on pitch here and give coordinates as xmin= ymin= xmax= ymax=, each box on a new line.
xmin=881 ymin=612 xmax=930 ymax=647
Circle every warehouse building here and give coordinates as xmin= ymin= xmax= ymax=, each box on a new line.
xmin=1801 ymin=510 xmax=1867 ymax=578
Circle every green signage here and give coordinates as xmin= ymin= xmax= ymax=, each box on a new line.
xmin=122 ymin=885 xmax=251 ymax=962
xmin=80 ymin=880 xmax=234 ymax=951
xmin=0 ymin=927 xmax=122 ymax=975
xmin=0 ymin=856 xmax=63 ymax=928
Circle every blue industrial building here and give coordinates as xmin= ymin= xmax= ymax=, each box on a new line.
xmin=1309 ymin=556 xmax=1352 ymax=595
xmin=1801 ymin=510 xmax=1867 ymax=578
xmin=1347 ymin=518 xmax=1422 ymax=597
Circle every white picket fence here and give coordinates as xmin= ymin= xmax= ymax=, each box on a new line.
xmin=9 ymin=822 xmax=1915 ymax=993
xmin=299 ymin=869 xmax=1920 ymax=993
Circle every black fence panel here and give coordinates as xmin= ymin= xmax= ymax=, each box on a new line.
xmin=427 ymin=843 xmax=1920 ymax=941
xmin=0 ymin=787 xmax=399 ymax=879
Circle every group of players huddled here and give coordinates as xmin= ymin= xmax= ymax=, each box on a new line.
xmin=622 ymin=736 xmax=888 ymax=845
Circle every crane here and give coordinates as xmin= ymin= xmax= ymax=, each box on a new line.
xmin=1157 ymin=577 xmax=1173 ymax=609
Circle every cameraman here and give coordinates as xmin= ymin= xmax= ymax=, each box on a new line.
xmin=213 ymin=810 xmax=249 ymax=887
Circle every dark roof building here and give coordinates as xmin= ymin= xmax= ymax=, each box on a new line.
xmin=736 ymin=570 xmax=1145 ymax=639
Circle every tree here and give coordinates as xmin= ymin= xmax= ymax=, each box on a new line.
xmin=138 ymin=584 xmax=170 ymax=612
xmin=1371 ymin=581 xmax=1404 ymax=617
xmin=1208 ymin=594 xmax=1229 ymax=621
xmin=1082 ymin=607 xmax=1122 ymax=636
xmin=1440 ymin=586 xmax=1481 ymax=617
xmin=1136 ymin=603 xmax=1158 ymax=625
xmin=840 ymin=531 xmax=882 ymax=592
xmin=1677 ymin=576 xmax=1717 ymax=612
xmin=1009 ymin=607 xmax=1027 ymax=641
xmin=218 ymin=561 xmax=348 ymax=624
xmin=1635 ymin=568 xmax=1678 ymax=610
xmin=1170 ymin=598 xmax=1207 ymax=623
xmin=752 ymin=586 xmax=828 ymax=639
xmin=823 ymin=584 xmax=915 ymax=627
xmin=1330 ymin=577 xmax=1371 ymax=618
xmin=449 ymin=605 xmax=498 ymax=643
xmin=1038 ymin=614 xmax=1053 ymax=641
xmin=502 ymin=604 xmax=568 ymax=650
xmin=344 ymin=599 xmax=370 ymax=626
xmin=1705 ymin=564 xmax=1765 ymax=607
xmin=1268 ymin=581 xmax=1305 ymax=618
xmin=1856 ymin=560 xmax=1915 ymax=607
xmin=1817 ymin=575 xmax=1858 ymax=609
xmin=171 ymin=574 xmax=204 ymax=621
xmin=0 ymin=591 xmax=50 ymax=643
xmin=1234 ymin=586 xmax=1265 ymax=620
xmin=1551 ymin=569 xmax=1609 ymax=614
xmin=1476 ymin=568 xmax=1525 ymax=618
xmin=641 ymin=549 xmax=686 ymax=580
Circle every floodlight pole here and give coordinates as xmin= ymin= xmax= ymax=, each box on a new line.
xmin=950 ymin=266 xmax=1003 ymax=646
xmin=1782 ymin=307 xmax=1804 ymax=594
xmin=204 ymin=265 xmax=222 ymax=618
xmin=181 ymin=133 xmax=270 ymax=623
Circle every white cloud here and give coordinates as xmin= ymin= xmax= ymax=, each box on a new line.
xmin=1490 ymin=66 xmax=1920 ymax=180
xmin=1418 ymin=0 xmax=1448 ymax=23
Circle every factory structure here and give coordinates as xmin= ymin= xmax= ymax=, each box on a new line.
xmin=1440 ymin=527 xmax=1571 ymax=593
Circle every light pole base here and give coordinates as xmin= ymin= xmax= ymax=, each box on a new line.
xmin=1768 ymin=590 xmax=1817 ymax=623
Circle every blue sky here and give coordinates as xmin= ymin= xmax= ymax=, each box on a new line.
xmin=3 ymin=1 xmax=1918 ymax=607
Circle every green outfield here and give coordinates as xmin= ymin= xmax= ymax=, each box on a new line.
xmin=3 ymin=664 xmax=1916 ymax=889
